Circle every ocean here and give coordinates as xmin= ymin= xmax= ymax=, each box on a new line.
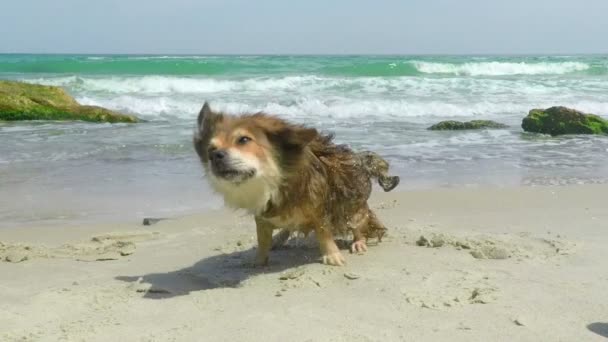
xmin=1 ymin=54 xmax=607 ymax=227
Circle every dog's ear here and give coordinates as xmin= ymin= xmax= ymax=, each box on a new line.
xmin=279 ymin=125 xmax=318 ymax=148
xmin=194 ymin=103 xmax=223 ymax=162
xmin=197 ymin=102 xmax=222 ymax=134
xmin=268 ymin=124 xmax=318 ymax=171
xmin=197 ymin=102 xmax=213 ymax=129
xmin=252 ymin=113 xmax=317 ymax=149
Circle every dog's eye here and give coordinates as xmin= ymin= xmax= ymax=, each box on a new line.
xmin=237 ymin=136 xmax=252 ymax=145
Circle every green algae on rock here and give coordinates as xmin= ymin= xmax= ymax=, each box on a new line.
xmin=522 ymin=106 xmax=608 ymax=136
xmin=0 ymin=80 xmax=140 ymax=123
xmin=428 ymin=120 xmax=509 ymax=131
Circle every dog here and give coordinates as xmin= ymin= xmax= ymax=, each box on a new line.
xmin=194 ymin=102 xmax=399 ymax=266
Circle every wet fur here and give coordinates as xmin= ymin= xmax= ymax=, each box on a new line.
xmin=194 ymin=103 xmax=397 ymax=265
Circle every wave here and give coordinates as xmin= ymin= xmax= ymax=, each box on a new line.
xmin=24 ymin=73 xmax=608 ymax=120
xmin=412 ymin=61 xmax=590 ymax=76
xmin=26 ymin=75 xmax=339 ymax=94
xmin=121 ymin=55 xmax=228 ymax=60
xmin=76 ymin=95 xmax=608 ymax=121
xmin=24 ymin=74 xmax=608 ymax=96
xmin=32 ymin=75 xmax=238 ymax=93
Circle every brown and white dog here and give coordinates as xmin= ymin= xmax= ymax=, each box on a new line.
xmin=194 ymin=103 xmax=399 ymax=266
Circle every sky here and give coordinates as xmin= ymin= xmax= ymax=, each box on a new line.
xmin=1 ymin=0 xmax=607 ymax=55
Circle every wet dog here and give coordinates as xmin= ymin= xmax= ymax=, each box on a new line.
xmin=194 ymin=103 xmax=399 ymax=266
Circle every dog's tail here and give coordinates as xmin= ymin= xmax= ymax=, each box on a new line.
xmin=357 ymin=151 xmax=400 ymax=192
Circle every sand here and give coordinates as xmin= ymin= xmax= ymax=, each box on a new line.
xmin=1 ymin=185 xmax=607 ymax=341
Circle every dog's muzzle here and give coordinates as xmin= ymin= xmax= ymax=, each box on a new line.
xmin=210 ymin=150 xmax=255 ymax=182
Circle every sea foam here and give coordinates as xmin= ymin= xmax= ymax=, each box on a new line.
xmin=413 ymin=61 xmax=590 ymax=76
xmin=24 ymin=74 xmax=606 ymax=96
xmin=76 ymin=95 xmax=608 ymax=121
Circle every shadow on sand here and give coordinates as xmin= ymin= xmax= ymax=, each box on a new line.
xmin=116 ymin=245 xmax=323 ymax=299
xmin=587 ymin=322 xmax=608 ymax=338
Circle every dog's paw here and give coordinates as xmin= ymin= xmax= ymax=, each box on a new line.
xmin=253 ymin=254 xmax=269 ymax=267
xmin=350 ymin=240 xmax=368 ymax=254
xmin=322 ymin=252 xmax=346 ymax=266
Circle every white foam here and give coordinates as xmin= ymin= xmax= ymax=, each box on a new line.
xmin=77 ymin=95 xmax=196 ymax=117
xmin=26 ymin=75 xmax=341 ymax=94
xmin=413 ymin=61 xmax=590 ymax=76
xmin=29 ymin=76 xmax=237 ymax=94
xmin=125 ymin=55 xmax=223 ymax=60
xmin=76 ymin=95 xmax=608 ymax=121
xmin=28 ymin=73 xmax=608 ymax=99
xmin=23 ymin=73 xmax=608 ymax=120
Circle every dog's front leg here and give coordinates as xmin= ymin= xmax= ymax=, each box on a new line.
xmin=254 ymin=216 xmax=274 ymax=266
xmin=315 ymin=225 xmax=345 ymax=266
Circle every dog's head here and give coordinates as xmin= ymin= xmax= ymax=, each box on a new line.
xmin=194 ymin=102 xmax=318 ymax=213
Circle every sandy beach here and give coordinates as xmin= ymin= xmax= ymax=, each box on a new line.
xmin=3 ymin=1 xmax=608 ymax=341
xmin=1 ymin=184 xmax=607 ymax=341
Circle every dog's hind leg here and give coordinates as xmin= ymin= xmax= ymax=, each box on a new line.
xmin=366 ymin=209 xmax=388 ymax=242
xmin=348 ymin=207 xmax=370 ymax=254
xmin=271 ymin=228 xmax=291 ymax=250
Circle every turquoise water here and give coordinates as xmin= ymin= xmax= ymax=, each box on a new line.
xmin=2 ymin=54 xmax=608 ymax=76
xmin=1 ymin=54 xmax=608 ymax=227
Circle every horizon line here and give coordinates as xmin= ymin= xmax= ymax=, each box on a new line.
xmin=1 ymin=52 xmax=608 ymax=57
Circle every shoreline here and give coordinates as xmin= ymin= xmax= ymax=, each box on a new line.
xmin=1 ymin=184 xmax=607 ymax=341
xmin=0 ymin=181 xmax=597 ymax=229
xmin=2 ymin=174 xmax=607 ymax=229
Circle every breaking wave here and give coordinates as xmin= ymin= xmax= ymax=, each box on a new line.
xmin=413 ymin=61 xmax=590 ymax=76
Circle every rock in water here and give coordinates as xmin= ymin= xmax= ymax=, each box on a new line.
xmin=428 ymin=120 xmax=508 ymax=131
xmin=142 ymin=218 xmax=167 ymax=226
xmin=522 ymin=106 xmax=608 ymax=136
xmin=0 ymin=80 xmax=140 ymax=123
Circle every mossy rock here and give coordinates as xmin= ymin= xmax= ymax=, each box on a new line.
xmin=428 ymin=120 xmax=509 ymax=131
xmin=0 ymin=80 xmax=140 ymax=123
xmin=522 ymin=106 xmax=608 ymax=136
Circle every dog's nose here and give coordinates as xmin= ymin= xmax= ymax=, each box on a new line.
xmin=210 ymin=150 xmax=227 ymax=161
